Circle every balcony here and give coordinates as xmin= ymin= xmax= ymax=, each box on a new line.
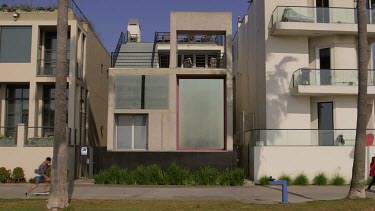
xmin=291 ymin=68 xmax=375 ymax=95
xmin=269 ymin=6 xmax=375 ymax=36
xmin=37 ymin=59 xmax=70 ymax=76
xmin=250 ymin=129 xmax=375 ymax=146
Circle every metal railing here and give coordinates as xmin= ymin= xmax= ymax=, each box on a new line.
xmin=292 ymin=68 xmax=375 ymax=87
xmin=37 ymin=59 xmax=70 ymax=76
xmin=177 ymin=34 xmax=224 ymax=45
xmin=178 ymin=53 xmax=226 ymax=68
xmin=270 ymin=6 xmax=375 ymax=26
xmin=111 ymin=31 xmax=129 ymax=67
xmin=112 ymin=52 xmax=158 ymax=68
xmin=25 ymin=126 xmax=54 ymax=147
xmin=249 ymin=129 xmax=375 ymax=146
xmin=0 ymin=126 xmax=17 ymax=146
xmin=155 ymin=32 xmax=171 ymax=43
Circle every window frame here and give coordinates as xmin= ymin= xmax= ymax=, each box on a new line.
xmin=115 ymin=114 xmax=148 ymax=150
xmin=176 ymin=75 xmax=227 ymax=151
xmin=0 ymin=26 xmax=32 ymax=63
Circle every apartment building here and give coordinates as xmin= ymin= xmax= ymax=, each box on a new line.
xmin=234 ymin=0 xmax=375 ymax=182
xmin=97 ymin=12 xmax=234 ymax=171
xmin=0 ymin=1 xmax=110 ymax=179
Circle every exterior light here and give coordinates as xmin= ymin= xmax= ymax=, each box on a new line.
xmin=13 ymin=12 xmax=19 ymax=21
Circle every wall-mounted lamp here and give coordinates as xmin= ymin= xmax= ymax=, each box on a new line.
xmin=13 ymin=12 xmax=19 ymax=21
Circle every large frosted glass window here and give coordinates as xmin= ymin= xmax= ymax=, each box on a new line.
xmin=115 ymin=75 xmax=169 ymax=109
xmin=115 ymin=75 xmax=142 ymax=109
xmin=0 ymin=26 xmax=32 ymax=63
xmin=179 ymin=79 xmax=224 ymax=149
xmin=145 ymin=75 xmax=169 ymax=109
xmin=116 ymin=115 xmax=147 ymax=150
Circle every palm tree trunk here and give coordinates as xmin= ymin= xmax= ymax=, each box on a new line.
xmin=348 ymin=0 xmax=369 ymax=199
xmin=47 ymin=0 xmax=69 ymax=209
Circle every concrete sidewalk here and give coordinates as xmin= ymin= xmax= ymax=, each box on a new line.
xmin=1 ymin=184 xmax=375 ymax=204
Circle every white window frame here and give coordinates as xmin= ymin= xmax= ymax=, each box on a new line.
xmin=115 ymin=114 xmax=148 ymax=150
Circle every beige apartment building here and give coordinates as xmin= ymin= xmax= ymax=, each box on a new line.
xmin=234 ymin=0 xmax=375 ymax=182
xmin=0 ymin=2 xmax=110 ymax=179
xmin=99 ymin=12 xmax=235 ymax=170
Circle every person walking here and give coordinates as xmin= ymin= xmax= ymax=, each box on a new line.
xmin=366 ymin=156 xmax=375 ymax=191
xmin=25 ymin=157 xmax=52 ymax=198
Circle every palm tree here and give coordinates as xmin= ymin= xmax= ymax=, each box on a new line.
xmin=47 ymin=0 xmax=69 ymax=209
xmin=348 ymin=0 xmax=370 ymax=199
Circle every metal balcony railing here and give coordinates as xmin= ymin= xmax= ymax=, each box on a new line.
xmin=270 ymin=6 xmax=375 ymax=26
xmin=37 ymin=59 xmax=70 ymax=76
xmin=0 ymin=126 xmax=17 ymax=146
xmin=25 ymin=126 xmax=54 ymax=147
xmin=178 ymin=53 xmax=226 ymax=69
xmin=292 ymin=68 xmax=375 ymax=87
xmin=249 ymin=129 xmax=375 ymax=146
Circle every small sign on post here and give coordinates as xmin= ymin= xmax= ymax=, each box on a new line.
xmin=81 ymin=146 xmax=88 ymax=156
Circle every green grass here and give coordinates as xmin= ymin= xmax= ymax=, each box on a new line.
xmin=1 ymin=199 xmax=375 ymax=211
xmin=313 ymin=173 xmax=328 ymax=185
xmin=330 ymin=174 xmax=346 ymax=186
xmin=293 ymin=173 xmax=309 ymax=185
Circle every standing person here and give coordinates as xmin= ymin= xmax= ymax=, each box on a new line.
xmin=366 ymin=156 xmax=375 ymax=191
xmin=25 ymin=157 xmax=52 ymax=198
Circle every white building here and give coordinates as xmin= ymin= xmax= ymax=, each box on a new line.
xmin=234 ymin=0 xmax=375 ymax=182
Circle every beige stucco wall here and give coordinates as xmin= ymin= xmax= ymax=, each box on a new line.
xmin=84 ymin=25 xmax=111 ymax=147
xmin=254 ymin=146 xmax=375 ymax=183
xmin=107 ymin=68 xmax=233 ymax=152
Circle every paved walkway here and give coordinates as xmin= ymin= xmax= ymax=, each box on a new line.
xmin=1 ymin=184 xmax=375 ymax=204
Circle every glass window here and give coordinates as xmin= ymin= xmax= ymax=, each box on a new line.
xmin=145 ymin=76 xmax=169 ymax=109
xmin=116 ymin=115 xmax=147 ymax=150
xmin=115 ymin=75 xmax=142 ymax=109
xmin=115 ymin=75 xmax=169 ymax=110
xmin=0 ymin=26 xmax=32 ymax=63
xmin=179 ymin=79 xmax=224 ymax=149
xmin=43 ymin=85 xmax=55 ymax=136
xmin=6 ymin=85 xmax=29 ymax=138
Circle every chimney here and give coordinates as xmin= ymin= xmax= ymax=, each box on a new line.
xmin=127 ymin=19 xmax=141 ymax=42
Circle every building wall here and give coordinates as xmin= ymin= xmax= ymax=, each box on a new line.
xmin=107 ymin=69 xmax=232 ymax=151
xmin=253 ymin=146 xmax=375 ymax=183
xmin=84 ymin=25 xmax=111 ymax=148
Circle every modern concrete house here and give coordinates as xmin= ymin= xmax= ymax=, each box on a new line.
xmin=234 ymin=0 xmax=375 ymax=182
xmin=0 ymin=1 xmax=110 ymax=180
xmin=98 ymin=12 xmax=235 ymax=171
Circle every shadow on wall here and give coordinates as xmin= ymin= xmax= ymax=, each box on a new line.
xmin=265 ymin=56 xmax=298 ymax=145
xmin=87 ymin=103 xmax=101 ymax=148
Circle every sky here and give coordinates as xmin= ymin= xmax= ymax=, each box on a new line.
xmin=75 ymin=0 xmax=250 ymax=52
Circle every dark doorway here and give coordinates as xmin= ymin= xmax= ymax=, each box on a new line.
xmin=316 ymin=0 xmax=330 ymax=23
xmin=319 ymin=48 xmax=332 ymax=85
xmin=318 ymin=102 xmax=334 ymax=146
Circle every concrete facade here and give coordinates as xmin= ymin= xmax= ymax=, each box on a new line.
xmin=234 ymin=0 xmax=375 ymax=182
xmin=0 ymin=11 xmax=110 ymax=179
xmin=104 ymin=12 xmax=234 ymax=169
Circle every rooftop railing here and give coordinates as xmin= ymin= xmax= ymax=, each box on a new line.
xmin=292 ymin=68 xmax=375 ymax=87
xmin=111 ymin=31 xmax=129 ymax=67
xmin=0 ymin=0 xmax=90 ymax=25
xmin=270 ymin=6 xmax=375 ymax=26
xmin=250 ymin=129 xmax=375 ymax=146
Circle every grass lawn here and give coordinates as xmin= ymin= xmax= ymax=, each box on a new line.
xmin=1 ymin=198 xmax=375 ymax=211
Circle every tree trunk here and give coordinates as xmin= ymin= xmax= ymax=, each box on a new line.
xmin=47 ymin=0 xmax=69 ymax=209
xmin=348 ymin=0 xmax=369 ymax=199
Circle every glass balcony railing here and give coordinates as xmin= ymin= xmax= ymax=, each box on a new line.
xmin=250 ymin=129 xmax=375 ymax=146
xmin=292 ymin=69 xmax=375 ymax=87
xmin=271 ymin=6 xmax=375 ymax=26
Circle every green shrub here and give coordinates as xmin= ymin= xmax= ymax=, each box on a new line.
xmin=330 ymin=174 xmax=346 ymax=186
xmin=94 ymin=166 xmax=134 ymax=185
xmin=278 ymin=174 xmax=292 ymax=185
xmin=258 ymin=175 xmax=269 ymax=185
xmin=133 ymin=164 xmax=164 ymax=185
xmin=164 ymin=162 xmax=190 ymax=185
xmin=195 ymin=166 xmax=220 ymax=185
xmin=220 ymin=168 xmax=245 ymax=186
xmin=12 ymin=167 xmax=25 ymax=183
xmin=0 ymin=167 xmax=10 ymax=183
xmin=313 ymin=173 xmax=328 ymax=185
xmin=293 ymin=173 xmax=309 ymax=185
